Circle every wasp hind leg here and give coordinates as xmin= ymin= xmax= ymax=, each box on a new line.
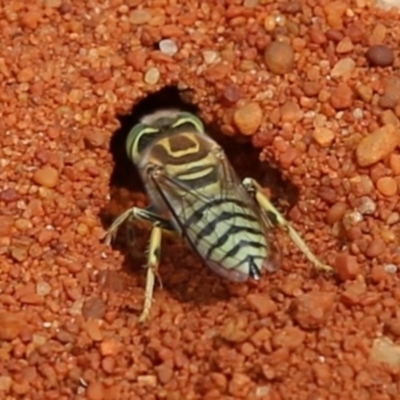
xmin=242 ymin=177 xmax=333 ymax=272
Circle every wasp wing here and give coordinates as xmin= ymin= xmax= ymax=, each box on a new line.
xmin=147 ymin=154 xmax=281 ymax=281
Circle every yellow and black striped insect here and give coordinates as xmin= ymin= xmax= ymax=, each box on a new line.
xmin=105 ymin=109 xmax=332 ymax=322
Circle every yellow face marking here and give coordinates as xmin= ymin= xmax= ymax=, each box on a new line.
xmin=151 ymin=133 xmax=209 ymax=165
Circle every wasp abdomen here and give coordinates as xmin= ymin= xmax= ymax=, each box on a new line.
xmin=183 ymin=197 xmax=270 ymax=280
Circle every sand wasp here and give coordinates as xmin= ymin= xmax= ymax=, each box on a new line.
xmin=105 ymin=109 xmax=332 ymax=322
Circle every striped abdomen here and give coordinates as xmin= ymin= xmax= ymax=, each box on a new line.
xmin=183 ymin=196 xmax=270 ymax=281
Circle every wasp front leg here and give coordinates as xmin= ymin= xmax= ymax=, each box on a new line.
xmin=242 ymin=177 xmax=333 ymax=272
xmin=104 ymin=206 xmax=173 ymax=322
xmin=104 ymin=206 xmax=173 ymax=245
xmin=139 ymin=223 xmax=162 ymax=323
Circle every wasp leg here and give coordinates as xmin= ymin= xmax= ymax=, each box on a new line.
xmin=139 ymin=223 xmax=162 ymax=323
xmin=242 ymin=177 xmax=333 ymax=272
xmin=104 ymin=206 xmax=173 ymax=245
xmin=104 ymin=207 xmax=174 ymax=322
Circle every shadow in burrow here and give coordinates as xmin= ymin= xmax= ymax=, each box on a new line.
xmin=99 ymin=85 xmax=300 ymax=310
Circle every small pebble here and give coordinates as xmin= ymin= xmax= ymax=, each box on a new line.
xmin=369 ymin=337 xmax=400 ymax=368
xmin=326 ymin=202 xmax=347 ymax=225
xmin=342 ymin=211 xmax=363 ymax=230
xmin=376 ymin=176 xmax=398 ymax=196
xmin=386 ymin=212 xmax=400 ymax=225
xmin=324 ymin=1 xmax=348 ymax=30
xmin=290 ymin=291 xmax=336 ymax=329
xmin=313 ymin=127 xmax=335 ymax=147
xmin=36 ymin=281 xmax=51 ymax=296
xmin=366 ymin=44 xmax=394 ymax=67
xmin=379 ymin=77 xmax=400 ymax=109
xmin=271 ymin=326 xmax=305 ymax=350
xmin=98 ymin=270 xmax=126 ymax=292
xmin=353 ymin=108 xmax=364 ymax=119
xmin=384 ymin=318 xmax=400 ymax=337
xmin=251 ymin=327 xmax=271 ymax=348
xmin=155 ymin=361 xmax=174 ymax=384
xmin=0 ymin=376 xmax=12 ymax=392
xmin=384 ymin=263 xmax=398 ymax=274
xmin=356 ymin=124 xmax=399 ymax=167
xmin=82 ymin=297 xmax=106 ymax=319
xmin=370 ymin=264 xmax=388 ymax=283
xmin=365 ymin=238 xmax=385 ymax=258
xmin=330 ymin=83 xmax=353 ymax=110
xmin=351 ymin=175 xmax=374 ymax=196
xmin=233 ymin=102 xmax=263 ymax=135
xmin=246 ymin=294 xmax=277 ymax=317
xmin=85 ymin=319 xmax=103 ymax=341
xmin=202 ymin=50 xmax=220 ymax=64
xmin=102 ymin=356 xmax=115 ymax=374
xmin=0 ymin=312 xmax=24 ymax=341
xmin=100 ymin=338 xmax=121 ymax=356
xmin=0 ymin=215 xmax=14 ymax=237
xmin=303 ymin=81 xmax=321 ymax=97
xmin=331 ymin=58 xmax=356 ymax=78
xmin=222 ymin=85 xmax=241 ymax=104
xmin=159 ymin=39 xmax=178 ymax=56
xmin=263 ymin=15 xmax=276 ymax=32
xmin=228 ymin=373 xmax=252 ymax=397
xmin=84 ymin=130 xmax=108 ymax=148
xmin=356 ymin=84 xmax=373 ymax=102
xmin=220 ymin=316 xmax=249 ymax=343
xmin=264 ymin=41 xmax=294 ymax=75
xmin=86 ymin=381 xmax=104 ymax=400
xmin=129 ymin=9 xmax=151 ymax=25
xmin=309 ymin=26 xmax=327 ymax=44
xmin=357 ymin=196 xmax=376 ymax=215
xmin=0 ymin=188 xmax=20 ymax=203
xmin=144 ymin=67 xmax=160 ymax=85
xmin=137 ymin=375 xmax=157 ymax=387
xmin=381 ymin=109 xmax=400 ymax=127
xmin=17 ymin=67 xmax=35 ymax=83
xmin=335 ymin=252 xmax=360 ymax=280
xmin=390 ymin=154 xmax=400 ymax=175
xmin=280 ymin=101 xmax=302 ymax=122
xmin=15 ymin=218 xmax=33 ymax=231
xmin=370 ymin=23 xmax=387 ymax=44
xmin=340 ymin=277 xmax=367 ymax=306
xmin=32 ymin=165 xmax=59 ymax=188
xmin=336 ymin=37 xmax=354 ymax=53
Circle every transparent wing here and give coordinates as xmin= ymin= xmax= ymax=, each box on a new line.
xmin=147 ymin=156 xmax=282 ymax=280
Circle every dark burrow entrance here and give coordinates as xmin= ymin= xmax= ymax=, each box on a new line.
xmin=99 ymin=85 xmax=300 ymax=306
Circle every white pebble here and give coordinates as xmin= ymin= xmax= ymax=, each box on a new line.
xmin=70 ymin=299 xmax=83 ymax=315
xmin=353 ymin=108 xmax=364 ymax=119
xmin=255 ymin=386 xmax=271 ymax=397
xmin=342 ymin=211 xmax=363 ymax=228
xmin=159 ymin=39 xmax=178 ymax=56
xmin=357 ymin=196 xmax=376 ymax=215
xmin=144 ymin=67 xmax=160 ymax=85
xmin=36 ymin=281 xmax=51 ymax=296
xmin=202 ymin=50 xmax=220 ymax=64
xmin=369 ymin=337 xmax=400 ymax=367
xmin=384 ymin=263 xmax=398 ymax=274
